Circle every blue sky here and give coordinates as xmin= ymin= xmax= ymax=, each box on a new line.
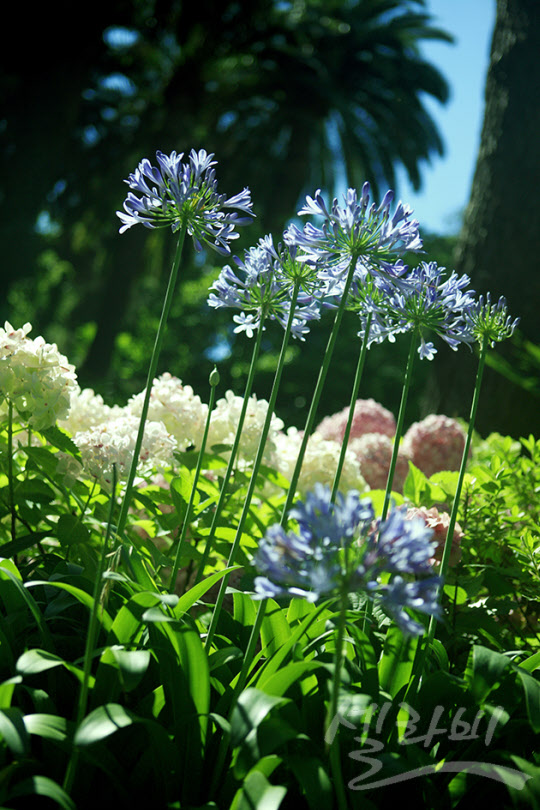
xmin=395 ymin=0 xmax=497 ymax=234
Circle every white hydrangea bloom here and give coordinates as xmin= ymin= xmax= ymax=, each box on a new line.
xmin=0 ymin=321 xmax=78 ymax=431
xmin=59 ymin=385 xmax=113 ymax=435
xmin=273 ymin=427 xmax=368 ymax=496
xmin=74 ymin=414 xmax=177 ymax=490
xmin=127 ymin=373 xmax=208 ymax=452
xmin=207 ymin=390 xmax=284 ymax=465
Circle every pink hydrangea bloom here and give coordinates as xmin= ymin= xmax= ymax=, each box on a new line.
xmin=315 ymin=398 xmax=396 ymax=443
xmin=404 ymin=506 xmax=463 ymax=567
xmin=349 ymin=433 xmax=411 ymax=492
xmin=402 ymin=414 xmax=466 ymax=477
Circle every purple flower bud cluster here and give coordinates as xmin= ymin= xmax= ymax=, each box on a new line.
xmin=117 ymin=149 xmax=254 ymax=255
xmin=253 ymin=483 xmax=441 ymax=635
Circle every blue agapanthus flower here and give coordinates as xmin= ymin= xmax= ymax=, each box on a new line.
xmin=287 ymin=184 xmax=423 ymax=273
xmin=369 ymin=261 xmax=477 ymax=360
xmin=253 ymin=484 xmax=442 ymax=635
xmin=208 ymin=234 xmax=321 ymax=339
xmin=117 ymin=149 xmax=254 ymax=254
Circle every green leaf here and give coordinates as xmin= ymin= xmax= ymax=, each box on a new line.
xmin=287 ymin=754 xmax=333 ymax=810
xmin=209 ymin=646 xmax=243 ymax=672
xmin=16 ymin=649 xmax=86 ymax=684
xmin=174 ymin=565 xmax=242 ymax=616
xmin=255 ymin=662 xmax=323 ymax=698
xmin=107 ymin=591 xmax=167 ymax=646
xmin=22 ymin=445 xmax=64 ymax=478
xmin=230 ymin=770 xmax=287 ymax=810
xmin=55 ymin=514 xmax=91 ymax=546
xmin=429 ymin=470 xmax=460 ymax=499
xmin=0 ymin=707 xmax=30 ymax=756
xmin=14 ymin=478 xmax=56 ymax=504
xmin=519 ymin=649 xmax=540 ymax=673
xmin=8 ymin=775 xmax=76 ymax=810
xmin=0 ymin=565 xmax=53 ymax=647
xmin=260 ymin=600 xmax=292 ymax=657
xmin=74 ymin=703 xmax=134 ymax=746
xmin=0 ymin=676 xmax=21 ymax=708
xmin=41 ymin=424 xmax=81 ymax=457
xmin=16 ymin=649 xmax=65 ymax=675
xmin=0 ymin=531 xmax=51 ymax=558
xmin=466 ymin=645 xmax=511 ymax=703
xmin=516 ymin=669 xmax=540 ymax=733
xmin=170 ymin=471 xmax=199 ymax=523
xmin=101 ymin=647 xmax=151 ymax=693
xmin=428 ymin=638 xmax=449 ymax=672
xmin=443 ymin=584 xmax=469 ymax=605
xmin=378 ymin=626 xmax=418 ymax=699
xmin=255 ymin=601 xmax=331 ymax=688
xmin=24 ymin=713 xmax=68 ymax=741
xmin=230 ymin=688 xmax=289 ymax=748
xmin=149 ymin=619 xmax=210 ymax=743
xmin=26 ymin=580 xmax=113 ymax=632
xmin=403 ymin=462 xmax=430 ymax=505
xmin=119 ymin=537 xmax=158 ymax=590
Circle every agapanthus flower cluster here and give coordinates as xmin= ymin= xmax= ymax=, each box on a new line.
xmin=369 ymin=261 xmax=476 ymax=360
xmin=117 ymin=149 xmax=254 ymax=254
xmin=127 ymin=373 xmax=208 ymax=452
xmin=464 ymin=293 xmax=520 ymax=346
xmin=288 ymin=185 xmax=422 ymax=272
xmin=74 ymin=415 xmax=177 ymax=491
xmin=272 ymin=428 xmax=367 ymax=496
xmin=253 ymin=484 xmax=441 ymax=635
xmin=315 ymin=398 xmax=396 ymax=443
xmin=349 ymin=433 xmax=411 ymax=492
xmin=402 ymin=414 xmax=467 ymax=478
xmin=207 ymin=390 xmax=284 ymax=466
xmin=208 ymin=235 xmax=320 ymax=340
xmin=0 ymin=321 xmax=78 ymax=431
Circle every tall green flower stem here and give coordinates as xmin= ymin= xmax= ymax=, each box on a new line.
xmin=7 ymin=401 xmax=16 ymax=543
xmin=433 ymin=339 xmax=487 ymax=590
xmin=327 ymin=591 xmax=351 ymax=810
xmin=204 ymin=281 xmax=301 ymax=653
xmin=330 ymin=312 xmax=372 ymax=502
xmin=407 ymin=338 xmax=488 ymax=696
xmin=116 ymin=225 xmax=187 ymax=540
xmin=281 ymin=251 xmax=360 ymax=523
xmin=381 ymin=330 xmax=418 ymax=521
xmin=194 ymin=322 xmax=265 ymax=583
xmin=168 ymin=368 xmax=220 ymax=593
xmin=63 ymin=465 xmax=118 ymax=795
xmin=363 ymin=330 xmax=418 ymax=632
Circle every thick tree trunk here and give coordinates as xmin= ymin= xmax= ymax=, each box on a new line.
xmin=434 ymin=0 xmax=540 ymax=439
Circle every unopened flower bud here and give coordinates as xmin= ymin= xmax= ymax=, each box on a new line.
xmin=209 ymin=367 xmax=220 ymax=387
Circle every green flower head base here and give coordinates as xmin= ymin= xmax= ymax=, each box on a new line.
xmin=117 ymin=149 xmax=255 ymax=255
xmin=465 ymin=293 xmax=520 ymax=347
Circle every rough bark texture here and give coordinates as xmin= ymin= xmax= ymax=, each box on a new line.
xmin=434 ymin=0 xmax=540 ymax=438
